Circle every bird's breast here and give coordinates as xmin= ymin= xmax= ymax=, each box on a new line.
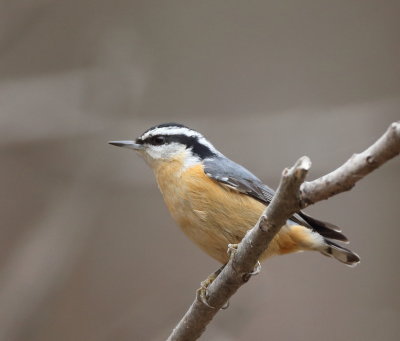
xmin=154 ymin=161 xmax=266 ymax=262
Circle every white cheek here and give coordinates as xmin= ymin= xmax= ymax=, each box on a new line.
xmin=146 ymin=146 xmax=164 ymax=160
xmin=142 ymin=144 xmax=201 ymax=170
xmin=145 ymin=143 xmax=186 ymax=161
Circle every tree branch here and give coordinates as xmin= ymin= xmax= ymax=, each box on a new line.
xmin=300 ymin=121 xmax=400 ymax=205
xmin=166 ymin=121 xmax=400 ymax=341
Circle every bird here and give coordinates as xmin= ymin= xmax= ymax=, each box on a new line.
xmin=109 ymin=123 xmax=360 ymax=267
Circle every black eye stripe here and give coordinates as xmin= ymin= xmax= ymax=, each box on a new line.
xmin=152 ymin=136 xmax=166 ymax=145
xmin=139 ymin=134 xmax=216 ymax=159
xmin=140 ymin=135 xmax=166 ymax=145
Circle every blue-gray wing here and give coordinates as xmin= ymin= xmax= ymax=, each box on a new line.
xmin=203 ymin=156 xmax=349 ymax=242
xmin=203 ymin=156 xmax=275 ymax=205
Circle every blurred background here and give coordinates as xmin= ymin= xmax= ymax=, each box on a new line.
xmin=0 ymin=1 xmax=399 ymax=340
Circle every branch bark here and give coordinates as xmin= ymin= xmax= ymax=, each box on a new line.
xmin=166 ymin=121 xmax=400 ymax=341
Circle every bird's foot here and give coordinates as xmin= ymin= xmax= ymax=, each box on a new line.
xmin=227 ymin=243 xmax=238 ymax=259
xmin=197 ymin=264 xmax=228 ymax=309
xmin=227 ymin=243 xmax=261 ymax=282
xmin=243 ymin=261 xmax=262 ymax=281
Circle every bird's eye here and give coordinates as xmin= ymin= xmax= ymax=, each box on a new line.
xmin=152 ymin=136 xmax=166 ymax=145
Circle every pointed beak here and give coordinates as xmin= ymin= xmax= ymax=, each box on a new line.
xmin=108 ymin=140 xmax=144 ymax=150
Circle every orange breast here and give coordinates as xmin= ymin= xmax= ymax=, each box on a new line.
xmin=154 ymin=160 xmax=314 ymax=263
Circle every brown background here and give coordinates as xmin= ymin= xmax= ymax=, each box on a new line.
xmin=0 ymin=1 xmax=399 ymax=340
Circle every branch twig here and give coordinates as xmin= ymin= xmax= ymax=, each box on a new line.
xmin=167 ymin=121 xmax=400 ymax=341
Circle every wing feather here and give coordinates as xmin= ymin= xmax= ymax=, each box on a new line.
xmin=204 ymin=157 xmax=274 ymax=204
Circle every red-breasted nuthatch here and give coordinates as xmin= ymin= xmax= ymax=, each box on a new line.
xmin=109 ymin=123 xmax=359 ymax=266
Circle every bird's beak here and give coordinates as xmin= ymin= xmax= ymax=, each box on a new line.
xmin=108 ymin=140 xmax=144 ymax=150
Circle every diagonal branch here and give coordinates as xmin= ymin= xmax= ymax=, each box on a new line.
xmin=167 ymin=121 xmax=400 ymax=341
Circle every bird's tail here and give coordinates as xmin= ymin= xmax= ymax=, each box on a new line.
xmin=319 ymin=240 xmax=360 ymax=267
xmin=296 ymin=211 xmax=360 ymax=266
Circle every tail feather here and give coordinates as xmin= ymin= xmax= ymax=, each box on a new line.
xmin=313 ymin=225 xmax=349 ymax=243
xmin=320 ymin=240 xmax=360 ymax=267
xmin=297 ymin=211 xmax=349 ymax=243
xmin=298 ymin=211 xmax=342 ymax=232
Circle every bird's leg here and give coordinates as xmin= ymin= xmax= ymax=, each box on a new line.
xmin=227 ymin=243 xmax=239 ymax=259
xmin=227 ymin=243 xmax=240 ymax=283
xmin=197 ymin=264 xmax=226 ymax=309
xmin=243 ymin=261 xmax=261 ymax=281
xmin=227 ymin=243 xmax=262 ymax=282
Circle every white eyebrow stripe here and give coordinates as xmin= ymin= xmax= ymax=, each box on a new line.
xmin=141 ymin=127 xmax=200 ymax=139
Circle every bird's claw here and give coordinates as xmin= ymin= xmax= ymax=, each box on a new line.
xmin=196 ymin=265 xmax=228 ymax=309
xmin=249 ymin=261 xmax=262 ymax=276
xmin=197 ymin=275 xmax=217 ymax=309
xmin=227 ymin=244 xmax=262 ymax=281
xmin=227 ymin=243 xmax=238 ymax=259
xmin=242 ymin=260 xmax=262 ymax=282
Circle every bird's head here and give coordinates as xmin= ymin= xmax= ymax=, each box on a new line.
xmin=109 ymin=123 xmax=221 ymax=169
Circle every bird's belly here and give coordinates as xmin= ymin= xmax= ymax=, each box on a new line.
xmin=155 ymin=163 xmax=311 ymax=263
